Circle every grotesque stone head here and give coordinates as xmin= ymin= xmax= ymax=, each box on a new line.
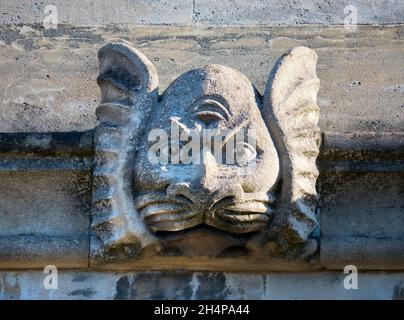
xmin=92 ymin=42 xmax=320 ymax=262
xmin=133 ymin=65 xmax=279 ymax=234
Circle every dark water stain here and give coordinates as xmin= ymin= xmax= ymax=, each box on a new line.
xmin=194 ymin=273 xmax=229 ymax=300
xmin=114 ymin=276 xmax=131 ymax=300
xmin=114 ymin=272 xmax=193 ymax=300
xmin=114 ymin=272 xmax=232 ymax=300
xmin=69 ymin=288 xmax=96 ymax=298
xmin=393 ymin=282 xmax=404 ymax=300
xmin=72 ymin=274 xmax=91 ymax=282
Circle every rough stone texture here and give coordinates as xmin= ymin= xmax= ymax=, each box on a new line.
xmin=0 ymin=170 xmax=91 ymax=268
xmin=0 ymin=235 xmax=88 ymax=269
xmin=0 ymin=1 xmax=193 ymax=26
xmin=194 ymin=0 xmax=404 ymax=26
xmin=320 ymin=172 xmax=404 ymax=270
xmin=1 ymin=1 xmax=403 ymax=26
xmin=1 ymin=271 xmax=404 ymax=300
xmin=0 ymin=25 xmax=402 ymax=133
xmin=318 ymin=131 xmax=404 ymax=270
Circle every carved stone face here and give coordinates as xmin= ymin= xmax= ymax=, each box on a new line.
xmin=93 ymin=44 xmax=320 ymax=262
xmin=133 ymin=65 xmax=279 ymax=234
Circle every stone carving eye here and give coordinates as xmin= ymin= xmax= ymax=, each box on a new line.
xmin=235 ymin=142 xmax=257 ymax=165
xmin=194 ymin=99 xmax=231 ymax=127
xmin=196 ymin=111 xmax=225 ymax=126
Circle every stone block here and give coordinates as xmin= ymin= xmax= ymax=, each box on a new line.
xmin=320 ymin=172 xmax=404 ymax=269
xmin=194 ymin=0 xmax=404 ymax=26
xmin=0 ymin=170 xmax=91 ymax=268
xmin=0 ymin=1 xmax=193 ymax=26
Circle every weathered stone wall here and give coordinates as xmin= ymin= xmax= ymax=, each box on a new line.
xmin=0 ymin=0 xmax=403 ymax=299
xmin=0 ymin=25 xmax=403 ymax=133
xmin=2 ymin=0 xmax=403 ymax=26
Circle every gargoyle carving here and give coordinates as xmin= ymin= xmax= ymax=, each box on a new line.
xmin=91 ymin=42 xmax=320 ymax=262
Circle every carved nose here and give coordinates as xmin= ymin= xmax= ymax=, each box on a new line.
xmin=166 ymin=152 xmax=219 ymax=207
xmin=166 ymin=151 xmax=245 ymax=212
xmin=199 ymin=151 xmax=218 ymax=193
xmin=192 ymin=151 xmax=245 ymax=207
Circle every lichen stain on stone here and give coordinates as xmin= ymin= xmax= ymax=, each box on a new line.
xmin=0 ymin=274 xmax=21 ymax=300
xmin=0 ymin=25 xmax=104 ymax=48
xmin=62 ymin=171 xmax=92 ymax=213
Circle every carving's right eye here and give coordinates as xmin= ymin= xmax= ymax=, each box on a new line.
xmin=196 ymin=111 xmax=225 ymax=126
xmin=194 ymin=99 xmax=231 ymax=127
xmin=235 ymin=142 xmax=257 ymax=165
xmin=220 ymin=141 xmax=257 ymax=165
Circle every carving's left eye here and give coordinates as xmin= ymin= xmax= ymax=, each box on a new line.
xmin=235 ymin=142 xmax=257 ymax=165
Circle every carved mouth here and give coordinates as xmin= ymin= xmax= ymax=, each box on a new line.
xmin=134 ymin=192 xmax=201 ymax=232
xmin=134 ymin=191 xmax=274 ymax=234
xmin=207 ymin=194 xmax=274 ymax=233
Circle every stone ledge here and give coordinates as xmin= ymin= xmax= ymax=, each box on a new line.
xmin=0 ymin=131 xmax=93 ymax=157
xmin=0 ymin=235 xmax=88 ymax=269
xmin=1 ymin=131 xmax=402 ymax=171
xmin=321 ymin=238 xmax=404 ymax=270
xmin=0 ymin=130 xmax=402 ymax=270
xmin=1 ymin=271 xmax=404 ymax=299
xmin=320 ymin=132 xmax=404 ymax=172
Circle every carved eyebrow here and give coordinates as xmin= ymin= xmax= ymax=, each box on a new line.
xmin=194 ymin=99 xmax=231 ymax=122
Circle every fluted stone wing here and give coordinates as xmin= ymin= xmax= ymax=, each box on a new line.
xmin=262 ymin=46 xmax=321 ymax=246
xmin=92 ymin=43 xmax=158 ymax=260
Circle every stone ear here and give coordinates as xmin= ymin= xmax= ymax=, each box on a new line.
xmin=96 ymin=42 xmax=159 ymax=125
xmin=262 ymin=46 xmax=320 ymax=247
xmin=91 ymin=43 xmax=158 ymax=260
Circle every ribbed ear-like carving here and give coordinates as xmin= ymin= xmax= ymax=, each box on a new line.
xmin=97 ymin=42 xmax=158 ymax=125
xmin=262 ymin=46 xmax=320 ymax=248
xmin=91 ymin=43 xmax=158 ymax=263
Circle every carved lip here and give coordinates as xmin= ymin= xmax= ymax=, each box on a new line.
xmin=206 ymin=198 xmax=273 ymax=233
xmin=134 ymin=191 xmax=199 ymax=232
xmin=134 ymin=191 xmax=274 ymax=234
